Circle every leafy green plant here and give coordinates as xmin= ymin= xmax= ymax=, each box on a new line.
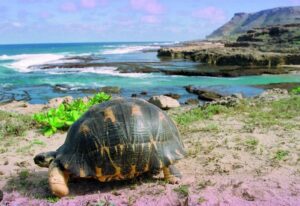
xmin=291 ymin=87 xmax=300 ymax=95
xmin=33 ymin=92 xmax=110 ymax=136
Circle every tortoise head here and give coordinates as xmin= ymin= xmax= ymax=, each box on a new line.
xmin=34 ymin=151 xmax=57 ymax=168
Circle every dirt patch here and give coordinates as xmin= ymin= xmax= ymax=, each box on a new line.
xmin=0 ymin=97 xmax=299 ymax=205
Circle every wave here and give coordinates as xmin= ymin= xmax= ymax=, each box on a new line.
xmin=101 ymin=45 xmax=160 ymax=55
xmin=0 ymin=54 xmax=64 ymax=72
xmin=45 ymin=66 xmax=151 ymax=78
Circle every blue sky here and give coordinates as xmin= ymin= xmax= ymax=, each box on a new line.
xmin=1 ymin=0 xmax=299 ymax=44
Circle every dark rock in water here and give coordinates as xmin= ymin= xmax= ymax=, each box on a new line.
xmin=160 ymin=67 xmax=293 ymax=77
xmin=164 ymin=93 xmax=181 ymax=100
xmin=117 ymin=64 xmax=159 ymax=73
xmin=184 ymin=86 xmax=224 ymax=101
xmin=254 ymin=82 xmax=300 ymax=92
xmin=0 ymin=91 xmax=31 ymax=104
xmin=99 ymin=86 xmax=120 ymax=94
xmin=140 ymin=91 xmax=148 ymax=95
xmin=53 ymin=84 xmax=72 ymax=92
xmin=185 ymin=98 xmax=199 ymax=105
xmin=62 ymin=55 xmax=103 ymax=63
xmin=131 ymin=94 xmax=138 ymax=97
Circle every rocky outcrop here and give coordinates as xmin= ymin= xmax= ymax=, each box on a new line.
xmin=254 ymin=82 xmax=300 ymax=92
xmin=164 ymin=93 xmax=181 ymax=100
xmin=148 ymin=95 xmax=180 ymax=110
xmin=48 ymin=96 xmax=73 ymax=108
xmin=207 ymin=93 xmax=243 ymax=107
xmin=255 ymin=88 xmax=289 ymax=102
xmin=185 ymin=98 xmax=199 ymax=105
xmin=207 ymin=6 xmax=300 ymax=39
xmin=99 ymin=86 xmax=120 ymax=94
xmin=158 ymin=46 xmax=300 ymax=67
xmin=184 ymin=86 xmax=224 ymax=101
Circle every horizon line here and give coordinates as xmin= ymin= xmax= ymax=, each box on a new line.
xmin=0 ymin=40 xmax=180 ymax=46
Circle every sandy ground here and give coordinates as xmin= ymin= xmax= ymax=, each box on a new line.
xmin=0 ymin=95 xmax=299 ymax=206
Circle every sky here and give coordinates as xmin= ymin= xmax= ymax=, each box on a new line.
xmin=0 ymin=0 xmax=299 ymax=44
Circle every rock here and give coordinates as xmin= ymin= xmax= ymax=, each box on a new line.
xmin=140 ymin=91 xmax=147 ymax=95
xmin=4 ymin=160 xmax=8 ymax=165
xmin=131 ymin=94 xmax=138 ymax=97
xmin=208 ymin=95 xmax=242 ymax=107
xmin=100 ymin=86 xmax=120 ymax=94
xmin=82 ymin=96 xmax=90 ymax=103
xmin=164 ymin=93 xmax=181 ymax=100
xmin=256 ymin=88 xmax=289 ymax=101
xmin=0 ymin=171 xmax=4 ymax=175
xmin=148 ymin=95 xmax=180 ymax=110
xmin=184 ymin=86 xmax=224 ymax=101
xmin=232 ymin=93 xmax=243 ymax=99
xmin=48 ymin=96 xmax=73 ymax=107
xmin=254 ymin=82 xmax=300 ymax=92
xmin=185 ymin=98 xmax=199 ymax=105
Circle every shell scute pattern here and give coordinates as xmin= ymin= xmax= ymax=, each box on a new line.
xmin=55 ymin=98 xmax=185 ymax=180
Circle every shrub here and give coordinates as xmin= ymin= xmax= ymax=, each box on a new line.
xmin=291 ymin=87 xmax=300 ymax=95
xmin=33 ymin=92 xmax=111 ymax=136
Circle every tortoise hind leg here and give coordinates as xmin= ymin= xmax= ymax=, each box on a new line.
xmin=48 ymin=161 xmax=69 ymax=197
xmin=163 ymin=165 xmax=181 ymax=184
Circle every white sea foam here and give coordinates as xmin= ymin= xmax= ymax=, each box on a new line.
xmin=45 ymin=66 xmax=150 ymax=78
xmin=0 ymin=54 xmax=64 ymax=72
xmin=101 ymin=45 xmax=160 ymax=55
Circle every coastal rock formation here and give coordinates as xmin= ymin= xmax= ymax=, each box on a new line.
xmin=158 ymin=7 xmax=300 ymax=68
xmin=158 ymin=45 xmax=300 ymax=67
xmin=184 ymin=86 xmax=224 ymax=101
xmin=207 ymin=6 xmax=300 ymax=39
xmin=99 ymin=86 xmax=121 ymax=94
xmin=148 ymin=95 xmax=180 ymax=110
xmin=164 ymin=93 xmax=181 ymax=100
xmin=185 ymin=98 xmax=199 ymax=105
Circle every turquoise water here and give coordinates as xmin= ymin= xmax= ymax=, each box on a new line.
xmin=0 ymin=42 xmax=299 ymax=104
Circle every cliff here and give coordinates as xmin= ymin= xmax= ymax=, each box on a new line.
xmin=207 ymin=6 xmax=300 ymax=40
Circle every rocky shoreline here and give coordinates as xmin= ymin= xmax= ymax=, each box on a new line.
xmin=157 ymin=24 xmax=300 ymax=68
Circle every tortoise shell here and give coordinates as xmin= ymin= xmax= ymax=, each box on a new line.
xmin=54 ymin=98 xmax=185 ymax=182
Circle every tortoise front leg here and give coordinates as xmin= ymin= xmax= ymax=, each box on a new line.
xmin=163 ymin=165 xmax=181 ymax=184
xmin=48 ymin=161 xmax=69 ymax=197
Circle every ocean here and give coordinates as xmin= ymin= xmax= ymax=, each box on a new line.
xmin=0 ymin=42 xmax=300 ymax=104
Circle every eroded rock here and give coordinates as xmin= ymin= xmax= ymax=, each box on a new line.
xmin=148 ymin=95 xmax=180 ymax=110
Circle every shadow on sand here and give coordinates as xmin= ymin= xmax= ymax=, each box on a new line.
xmin=3 ymin=170 xmax=157 ymax=199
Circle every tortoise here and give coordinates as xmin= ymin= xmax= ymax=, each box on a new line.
xmin=34 ymin=98 xmax=185 ymax=197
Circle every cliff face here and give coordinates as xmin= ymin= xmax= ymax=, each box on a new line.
xmin=207 ymin=6 xmax=300 ymax=39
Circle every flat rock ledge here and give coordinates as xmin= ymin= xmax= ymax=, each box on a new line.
xmin=158 ymin=43 xmax=300 ymax=67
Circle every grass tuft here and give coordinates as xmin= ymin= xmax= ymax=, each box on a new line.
xmin=173 ymin=184 xmax=189 ymax=197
